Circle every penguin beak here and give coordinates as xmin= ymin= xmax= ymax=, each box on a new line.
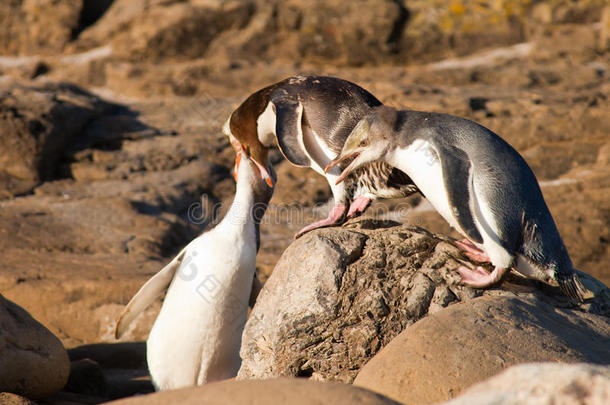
xmin=249 ymin=144 xmax=273 ymax=188
xmin=325 ymin=151 xmax=362 ymax=185
xmin=233 ymin=152 xmax=242 ymax=181
xmin=252 ymin=158 xmax=274 ymax=188
xmin=324 ymin=119 xmax=371 ymax=184
xmin=231 ymin=139 xmax=273 ymax=188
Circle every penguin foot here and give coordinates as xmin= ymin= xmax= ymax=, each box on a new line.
xmin=346 ymin=196 xmax=372 ymax=219
xmin=294 ymin=203 xmax=348 ymax=239
xmin=457 ymin=265 xmax=508 ymax=288
xmin=454 ymin=239 xmax=490 ymax=263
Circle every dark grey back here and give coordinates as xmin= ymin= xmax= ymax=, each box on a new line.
xmin=270 ymin=76 xmax=382 ymax=154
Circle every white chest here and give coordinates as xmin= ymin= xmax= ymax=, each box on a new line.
xmin=389 ymin=140 xmax=459 ymax=230
xmin=146 ymin=233 xmax=256 ymax=390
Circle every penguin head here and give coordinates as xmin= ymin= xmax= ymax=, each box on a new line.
xmin=224 ymin=115 xmax=274 ymax=188
xmin=234 ymin=151 xmax=276 ymax=206
xmin=324 ymin=106 xmax=395 ymax=185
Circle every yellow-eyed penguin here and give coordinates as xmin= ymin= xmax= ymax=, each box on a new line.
xmin=224 ymin=75 xmax=417 ymax=238
xmin=114 ymin=152 xmax=275 ymax=390
xmin=325 ymin=105 xmax=586 ymax=302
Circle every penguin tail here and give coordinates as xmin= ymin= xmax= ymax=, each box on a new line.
xmin=557 ymin=272 xmax=587 ymax=304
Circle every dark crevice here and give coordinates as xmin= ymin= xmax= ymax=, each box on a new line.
xmin=386 ymin=0 xmax=410 ymax=54
xmin=71 ymin=0 xmax=115 ymax=39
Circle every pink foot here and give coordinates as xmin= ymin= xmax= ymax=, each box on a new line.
xmin=346 ymin=196 xmax=372 ymax=219
xmin=454 ymin=239 xmax=491 ymax=263
xmin=294 ymin=203 xmax=348 ymax=239
xmin=457 ymin=265 xmax=508 ymax=288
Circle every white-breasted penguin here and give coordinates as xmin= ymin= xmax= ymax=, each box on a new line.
xmin=114 ymin=152 xmax=275 ymax=390
xmin=224 ymin=75 xmax=418 ymax=238
xmin=326 ymin=105 xmax=587 ymax=302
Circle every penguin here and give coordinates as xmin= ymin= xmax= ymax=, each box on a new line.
xmin=114 ymin=152 xmax=275 ymax=390
xmin=224 ymin=75 xmax=418 ymax=238
xmin=325 ymin=105 xmax=587 ymax=302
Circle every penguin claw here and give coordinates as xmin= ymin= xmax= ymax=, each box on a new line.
xmin=346 ymin=196 xmax=372 ymax=219
xmin=454 ymin=239 xmax=490 ymax=263
xmin=457 ymin=265 xmax=489 ymax=285
xmin=457 ymin=265 xmax=508 ymax=288
xmin=463 ymin=251 xmax=491 ymax=263
xmin=294 ymin=203 xmax=348 ymax=239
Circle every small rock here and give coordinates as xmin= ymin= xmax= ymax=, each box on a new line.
xmin=442 ymin=363 xmax=610 ymax=405
xmin=0 ymin=392 xmax=36 ymax=405
xmin=353 ymin=296 xmax=610 ymax=405
xmin=0 ymin=294 xmax=70 ymax=399
xmin=104 ymin=377 xmax=401 ymax=405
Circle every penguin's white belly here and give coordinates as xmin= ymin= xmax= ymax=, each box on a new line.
xmin=390 ymin=140 xmax=460 ymax=231
xmin=147 ymin=237 xmax=254 ymax=391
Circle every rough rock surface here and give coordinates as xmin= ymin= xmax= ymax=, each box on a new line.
xmin=69 ymin=0 xmax=608 ymax=66
xmin=0 ymin=294 xmax=70 ymax=399
xmin=0 ymin=393 xmax=36 ymax=405
xmin=0 ymin=83 xmax=113 ymax=198
xmin=353 ymin=295 xmax=610 ymax=404
xmin=0 ymin=84 xmax=235 ymax=346
xmin=0 ymin=0 xmax=84 ymax=55
xmin=105 ymin=377 xmax=401 ymax=405
xmin=238 ymin=220 xmax=610 ymax=383
xmin=442 ymin=363 xmax=610 ymax=405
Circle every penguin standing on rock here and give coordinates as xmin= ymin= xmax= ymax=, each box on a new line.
xmin=114 ymin=152 xmax=275 ymax=390
xmin=224 ymin=75 xmax=418 ymax=238
xmin=325 ymin=105 xmax=587 ymax=302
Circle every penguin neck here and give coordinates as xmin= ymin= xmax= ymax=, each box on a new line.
xmin=218 ymin=177 xmax=264 ymax=250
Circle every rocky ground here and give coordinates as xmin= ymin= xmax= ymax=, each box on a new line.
xmin=0 ymin=0 xmax=609 ymax=404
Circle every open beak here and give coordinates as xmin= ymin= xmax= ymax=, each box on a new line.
xmin=252 ymin=158 xmax=274 ymax=188
xmin=324 ymin=150 xmax=361 ymax=185
xmin=231 ymin=139 xmax=274 ymax=188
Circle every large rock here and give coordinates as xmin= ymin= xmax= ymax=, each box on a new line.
xmin=72 ymin=0 xmax=609 ymax=66
xmin=0 ymin=82 xmax=112 ymax=198
xmin=353 ymin=296 xmax=610 ymax=404
xmin=76 ymin=0 xmax=256 ymax=62
xmin=443 ymin=363 xmax=610 ymax=405
xmin=0 ymin=294 xmax=70 ymax=399
xmin=106 ymin=377 xmax=400 ymax=405
xmin=0 ymin=0 xmax=83 ymax=55
xmin=238 ymin=220 xmax=610 ymax=383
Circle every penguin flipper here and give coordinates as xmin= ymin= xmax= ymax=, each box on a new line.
xmin=437 ymin=144 xmax=484 ymax=244
xmin=114 ymin=248 xmax=187 ymax=339
xmin=271 ymin=98 xmax=312 ymax=167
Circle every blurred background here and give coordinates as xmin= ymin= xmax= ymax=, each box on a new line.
xmin=0 ymin=0 xmax=608 ymax=347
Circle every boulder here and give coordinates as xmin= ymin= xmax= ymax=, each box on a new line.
xmin=238 ymin=220 xmax=610 ymax=383
xmin=0 ymin=0 xmax=83 ymax=55
xmin=0 ymin=294 xmax=70 ymax=399
xmin=0 ymin=82 xmax=112 ymax=198
xmin=353 ymin=296 xmax=610 ymax=405
xmin=105 ymin=377 xmax=400 ymax=405
xmin=442 ymin=363 xmax=610 ymax=405
xmin=76 ymin=0 xmax=256 ymax=62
